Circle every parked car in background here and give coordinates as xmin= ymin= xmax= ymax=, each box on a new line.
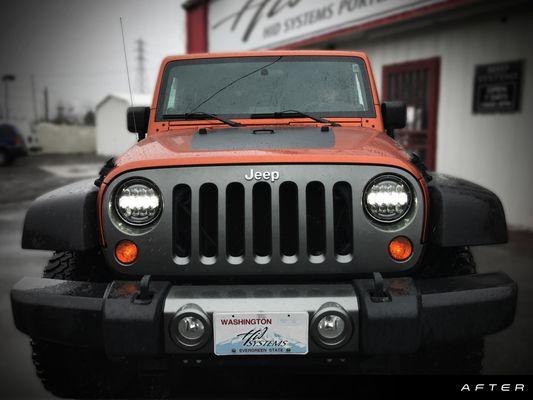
xmin=11 ymin=120 xmax=42 ymax=153
xmin=0 ymin=123 xmax=27 ymax=166
xmin=24 ymin=124 xmax=42 ymax=152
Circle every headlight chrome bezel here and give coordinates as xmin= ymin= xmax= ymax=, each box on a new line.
xmin=363 ymin=174 xmax=413 ymax=224
xmin=113 ymin=178 xmax=163 ymax=227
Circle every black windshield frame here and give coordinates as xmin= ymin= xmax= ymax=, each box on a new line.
xmin=156 ymin=56 xmax=376 ymax=122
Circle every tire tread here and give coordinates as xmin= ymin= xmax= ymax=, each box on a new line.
xmin=30 ymin=251 xmax=132 ymax=398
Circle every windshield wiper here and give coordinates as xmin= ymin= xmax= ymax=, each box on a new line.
xmin=250 ymin=110 xmax=340 ymax=126
xmin=162 ymin=111 xmax=242 ymax=127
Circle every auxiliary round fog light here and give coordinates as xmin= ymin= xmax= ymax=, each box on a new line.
xmin=311 ymin=303 xmax=352 ymax=349
xmin=170 ymin=304 xmax=211 ymax=350
xmin=177 ymin=316 xmax=205 ymax=341
xmin=317 ymin=315 xmax=345 ymax=340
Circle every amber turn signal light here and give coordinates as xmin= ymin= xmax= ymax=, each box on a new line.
xmin=115 ymin=240 xmax=138 ymax=264
xmin=388 ymin=236 xmax=413 ymax=261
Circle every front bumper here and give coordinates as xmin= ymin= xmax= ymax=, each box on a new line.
xmin=11 ymin=273 xmax=516 ymax=357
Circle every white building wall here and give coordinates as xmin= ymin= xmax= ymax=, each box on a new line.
xmin=36 ymin=123 xmax=95 ymax=154
xmin=95 ymin=98 xmax=138 ymax=157
xmin=339 ymin=8 xmax=533 ymax=229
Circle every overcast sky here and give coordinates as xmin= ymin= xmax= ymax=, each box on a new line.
xmin=0 ymin=0 xmax=185 ymax=122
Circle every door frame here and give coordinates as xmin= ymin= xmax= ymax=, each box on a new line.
xmin=382 ymin=57 xmax=440 ymax=170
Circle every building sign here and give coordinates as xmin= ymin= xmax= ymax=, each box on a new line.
xmin=473 ymin=60 xmax=523 ymax=113
xmin=208 ymin=0 xmax=447 ymax=52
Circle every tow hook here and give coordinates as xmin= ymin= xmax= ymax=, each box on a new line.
xmin=369 ymin=272 xmax=391 ymax=303
xmin=133 ymin=275 xmax=153 ymax=304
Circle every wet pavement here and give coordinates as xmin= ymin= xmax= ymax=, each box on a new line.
xmin=0 ymin=154 xmax=532 ymax=398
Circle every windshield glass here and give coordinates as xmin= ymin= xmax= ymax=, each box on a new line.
xmin=157 ymin=56 xmax=375 ymax=120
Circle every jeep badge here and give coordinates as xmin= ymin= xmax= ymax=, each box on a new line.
xmin=244 ymin=169 xmax=280 ymax=182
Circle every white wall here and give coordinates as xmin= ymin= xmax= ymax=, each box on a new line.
xmin=96 ymin=98 xmax=137 ymax=157
xmin=338 ymin=7 xmax=533 ymax=230
xmin=36 ymin=123 xmax=95 ymax=154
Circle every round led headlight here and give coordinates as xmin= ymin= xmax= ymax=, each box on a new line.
xmin=364 ymin=175 xmax=412 ymax=223
xmin=114 ymin=179 xmax=162 ymax=226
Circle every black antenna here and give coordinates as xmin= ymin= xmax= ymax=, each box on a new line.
xmin=119 ymin=17 xmax=137 ymax=133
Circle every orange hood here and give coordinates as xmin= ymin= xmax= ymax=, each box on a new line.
xmin=104 ymin=125 xmax=421 ymax=184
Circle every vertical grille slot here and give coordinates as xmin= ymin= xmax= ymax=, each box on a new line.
xmin=199 ymin=183 xmax=218 ymax=264
xmin=306 ymin=181 xmax=326 ymax=263
xmin=226 ymin=183 xmax=245 ymax=264
xmin=253 ymin=182 xmax=272 ymax=263
xmin=333 ymin=182 xmax=354 ymax=262
xmin=173 ymin=184 xmax=191 ymax=264
xmin=279 ymin=181 xmax=299 ymax=263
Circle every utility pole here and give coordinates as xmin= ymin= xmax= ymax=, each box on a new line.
xmin=31 ymin=75 xmax=38 ymax=122
xmin=56 ymin=103 xmax=65 ymax=124
xmin=135 ymin=38 xmax=146 ymax=94
xmin=43 ymin=87 xmax=49 ymax=122
xmin=2 ymin=74 xmax=16 ymax=121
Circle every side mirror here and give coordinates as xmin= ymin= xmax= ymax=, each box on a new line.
xmin=127 ymin=106 xmax=150 ymax=140
xmin=381 ymin=101 xmax=406 ymax=138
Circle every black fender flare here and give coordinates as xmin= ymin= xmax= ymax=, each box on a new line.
xmin=427 ymin=173 xmax=508 ymax=247
xmin=22 ymin=179 xmax=99 ymax=251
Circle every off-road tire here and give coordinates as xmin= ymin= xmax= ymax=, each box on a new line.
xmin=408 ymin=339 xmax=485 ymax=374
xmin=30 ymin=251 xmax=135 ymax=398
xmin=31 ymin=340 xmax=134 ymax=398
xmin=412 ymin=245 xmax=484 ymax=374
xmin=417 ymin=245 xmax=476 ymax=278
xmin=42 ymin=250 xmax=112 ymax=282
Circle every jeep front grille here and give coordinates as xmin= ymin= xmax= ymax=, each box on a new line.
xmin=172 ymin=179 xmax=355 ymax=266
xmin=103 ymin=164 xmax=425 ymax=277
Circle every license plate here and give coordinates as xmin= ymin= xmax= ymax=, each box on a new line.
xmin=213 ymin=312 xmax=309 ymax=356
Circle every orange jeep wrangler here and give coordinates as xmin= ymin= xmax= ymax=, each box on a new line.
xmin=12 ymin=51 xmax=516 ymax=397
